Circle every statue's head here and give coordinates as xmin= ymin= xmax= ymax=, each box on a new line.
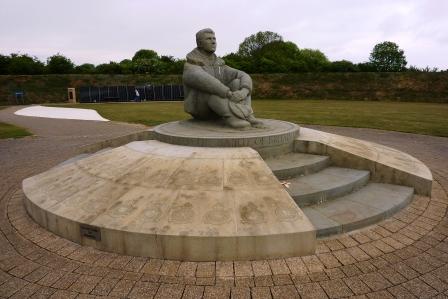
xmin=196 ymin=28 xmax=216 ymax=54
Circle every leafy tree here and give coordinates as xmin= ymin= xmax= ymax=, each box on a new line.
xmin=119 ymin=59 xmax=134 ymax=74
xmin=75 ymin=63 xmax=95 ymax=74
xmin=252 ymin=41 xmax=302 ymax=73
xmin=326 ymin=60 xmax=358 ymax=72
xmin=223 ymin=52 xmax=255 ymax=73
xmin=7 ymin=54 xmax=45 ymax=74
xmin=369 ymin=41 xmax=407 ymax=72
xmin=237 ymin=31 xmax=283 ymax=57
xmin=222 ymin=53 xmax=243 ymax=69
xmin=132 ymin=49 xmax=158 ymax=61
xmin=407 ymin=65 xmax=439 ymax=72
xmin=226 ymin=40 xmax=330 ymax=73
xmin=296 ymin=49 xmax=329 ymax=72
xmin=133 ymin=58 xmax=160 ymax=74
xmin=357 ymin=62 xmax=376 ymax=72
xmin=46 ymin=54 xmax=75 ymax=74
xmin=95 ymin=62 xmax=122 ymax=74
xmin=421 ymin=66 xmax=438 ymax=72
xmin=0 ymin=54 xmax=11 ymax=74
xmin=159 ymin=55 xmax=184 ymax=74
xmin=132 ymin=49 xmax=160 ymax=74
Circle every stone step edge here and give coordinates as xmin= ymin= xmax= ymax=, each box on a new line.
xmin=265 ymin=153 xmax=331 ymax=180
xmin=287 ymin=167 xmax=370 ymax=207
xmin=302 ymin=183 xmax=414 ymax=238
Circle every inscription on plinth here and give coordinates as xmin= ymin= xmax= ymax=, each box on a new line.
xmin=154 ymin=119 xmax=300 ymax=158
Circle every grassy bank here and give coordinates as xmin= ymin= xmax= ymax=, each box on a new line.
xmin=48 ymin=100 xmax=448 ymax=137
xmin=0 ymin=106 xmax=32 ymax=139
xmin=2 ymin=72 xmax=448 ymax=104
xmin=0 ymin=122 xmax=32 ymax=139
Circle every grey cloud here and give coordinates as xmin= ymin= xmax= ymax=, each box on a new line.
xmin=0 ymin=0 xmax=446 ymax=69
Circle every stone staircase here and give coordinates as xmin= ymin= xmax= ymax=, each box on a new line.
xmin=264 ymin=152 xmax=414 ymax=238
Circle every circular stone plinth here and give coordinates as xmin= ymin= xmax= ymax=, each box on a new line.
xmin=154 ymin=119 xmax=300 ymax=158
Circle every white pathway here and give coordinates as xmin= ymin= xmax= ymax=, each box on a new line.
xmin=14 ymin=105 xmax=109 ymax=121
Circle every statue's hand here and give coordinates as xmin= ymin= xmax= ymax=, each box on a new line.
xmin=229 ymin=89 xmax=248 ymax=103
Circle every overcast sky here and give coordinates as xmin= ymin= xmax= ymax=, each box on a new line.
xmin=1 ymin=0 xmax=447 ymax=69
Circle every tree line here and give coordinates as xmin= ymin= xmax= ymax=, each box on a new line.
xmin=0 ymin=49 xmax=184 ymax=75
xmin=0 ymin=31 xmax=443 ymax=75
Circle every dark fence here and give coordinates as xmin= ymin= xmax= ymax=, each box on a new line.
xmin=78 ymin=85 xmax=184 ymax=103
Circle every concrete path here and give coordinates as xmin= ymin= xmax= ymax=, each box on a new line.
xmin=1 ymin=106 xmax=448 ymax=298
xmin=14 ymin=105 xmax=109 ymax=121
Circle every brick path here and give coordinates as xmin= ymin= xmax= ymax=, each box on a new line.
xmin=1 ymin=106 xmax=448 ymax=298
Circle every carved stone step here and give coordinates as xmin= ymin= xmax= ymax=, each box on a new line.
xmin=302 ymin=183 xmax=414 ymax=237
xmin=286 ymin=167 xmax=370 ymax=207
xmin=264 ymin=153 xmax=330 ymax=180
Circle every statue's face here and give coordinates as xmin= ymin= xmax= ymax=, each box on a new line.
xmin=199 ymin=32 xmax=216 ymax=53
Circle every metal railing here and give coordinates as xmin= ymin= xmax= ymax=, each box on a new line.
xmin=78 ymin=85 xmax=184 ymax=103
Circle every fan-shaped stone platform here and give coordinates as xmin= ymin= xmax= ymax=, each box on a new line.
xmin=23 ymin=140 xmax=315 ymax=261
xmin=22 ymin=119 xmax=315 ymax=261
xmin=22 ymin=119 xmax=433 ymax=261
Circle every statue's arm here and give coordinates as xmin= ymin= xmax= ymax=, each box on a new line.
xmin=224 ymin=66 xmax=253 ymax=93
xmin=183 ymin=63 xmax=230 ymax=98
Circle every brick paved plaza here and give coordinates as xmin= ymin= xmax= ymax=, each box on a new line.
xmin=1 ymin=106 xmax=448 ymax=298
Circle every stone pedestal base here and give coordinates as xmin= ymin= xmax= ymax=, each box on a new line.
xmin=154 ymin=119 xmax=300 ymax=158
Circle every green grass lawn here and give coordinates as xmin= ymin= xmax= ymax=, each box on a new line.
xmin=0 ymin=122 xmax=32 ymax=139
xmin=0 ymin=106 xmax=33 ymax=139
xmin=48 ymin=100 xmax=448 ymax=137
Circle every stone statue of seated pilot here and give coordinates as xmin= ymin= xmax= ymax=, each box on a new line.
xmin=183 ymin=28 xmax=263 ymax=129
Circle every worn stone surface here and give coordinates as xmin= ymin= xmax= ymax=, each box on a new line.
xmin=304 ymin=183 xmax=414 ymax=237
xmin=1 ymin=106 xmax=448 ymax=298
xmin=23 ymin=140 xmax=316 ymax=261
xmin=286 ymin=167 xmax=370 ymax=207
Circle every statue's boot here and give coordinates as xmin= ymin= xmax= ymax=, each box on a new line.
xmin=224 ymin=116 xmax=251 ymax=128
xmin=246 ymin=114 xmax=265 ymax=128
xmin=207 ymin=95 xmax=250 ymax=129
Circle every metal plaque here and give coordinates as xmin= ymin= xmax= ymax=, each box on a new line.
xmin=80 ymin=224 xmax=101 ymax=241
